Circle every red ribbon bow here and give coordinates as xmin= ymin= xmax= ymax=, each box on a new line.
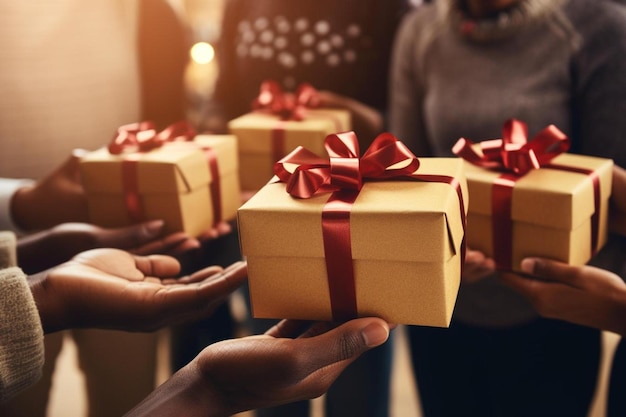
xmin=106 ymin=120 xmax=224 ymax=228
xmin=273 ymin=131 xmax=422 ymax=321
xmin=272 ymin=131 xmax=465 ymax=321
xmin=451 ymin=119 xmax=602 ymax=271
xmin=452 ymin=119 xmax=570 ymax=174
xmin=108 ymin=120 xmax=196 ymax=154
xmin=274 ymin=131 xmax=421 ymax=198
xmin=252 ymin=80 xmax=321 ymax=121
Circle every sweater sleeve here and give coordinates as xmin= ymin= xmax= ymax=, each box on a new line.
xmin=0 ymin=179 xmax=35 ymax=233
xmin=0 ymin=232 xmax=44 ymax=403
xmin=569 ymin=1 xmax=626 ymax=168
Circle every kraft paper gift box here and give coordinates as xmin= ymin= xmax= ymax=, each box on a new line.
xmin=454 ymin=119 xmax=613 ymax=272
xmin=228 ymin=109 xmax=351 ymax=190
xmin=80 ymin=132 xmax=240 ymax=237
xmin=238 ymin=132 xmax=468 ymax=327
xmin=228 ymin=80 xmax=351 ymax=190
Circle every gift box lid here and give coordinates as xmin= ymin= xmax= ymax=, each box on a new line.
xmin=238 ymin=158 xmax=467 ymax=263
xmin=228 ymin=109 xmax=351 ymax=154
xmin=463 ymin=153 xmax=613 ymax=230
xmin=195 ymin=134 xmax=239 ymax=174
xmin=80 ymin=135 xmax=237 ymax=195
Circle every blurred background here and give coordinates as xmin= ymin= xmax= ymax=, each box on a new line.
xmin=43 ymin=2 xmax=620 ymax=416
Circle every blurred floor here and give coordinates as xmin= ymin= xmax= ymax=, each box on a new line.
xmin=48 ymin=326 xmax=619 ymax=417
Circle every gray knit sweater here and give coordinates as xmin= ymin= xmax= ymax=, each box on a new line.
xmin=390 ymin=0 xmax=626 ymax=326
xmin=0 ymin=231 xmax=44 ymax=402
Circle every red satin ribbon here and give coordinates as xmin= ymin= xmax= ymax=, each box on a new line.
xmin=453 ymin=119 xmax=599 ymax=270
xmin=108 ymin=121 xmax=224 ymax=226
xmin=203 ymin=148 xmax=223 ymax=225
xmin=322 ymin=190 xmax=360 ymax=321
xmin=108 ymin=120 xmax=196 ymax=155
xmin=452 ymin=119 xmax=570 ymax=175
xmin=121 ymin=155 xmax=143 ymax=223
xmin=253 ymin=80 xmax=344 ymax=165
xmin=546 ymin=164 xmax=601 ymax=255
xmin=271 ymin=121 xmax=287 ymax=170
xmin=274 ymin=131 xmax=465 ymax=321
xmin=253 ymin=80 xmax=320 ymax=121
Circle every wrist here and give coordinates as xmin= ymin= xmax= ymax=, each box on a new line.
xmin=126 ymin=362 xmax=224 ymax=417
xmin=186 ymin=361 xmax=228 ymax=417
xmin=0 ymin=178 xmax=36 ymax=232
xmin=28 ymin=270 xmax=64 ymax=334
xmin=11 ymin=185 xmax=37 ymax=231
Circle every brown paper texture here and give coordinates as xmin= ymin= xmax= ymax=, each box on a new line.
xmin=238 ymin=157 xmax=467 ymax=327
xmin=80 ymin=135 xmax=240 ymax=237
xmin=228 ymin=109 xmax=351 ymax=190
xmin=463 ymin=153 xmax=613 ymax=271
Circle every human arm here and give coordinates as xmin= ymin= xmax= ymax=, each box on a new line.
xmin=10 ymin=147 xmax=231 ymax=270
xmin=0 ymin=179 xmax=35 ymax=232
xmin=125 ymin=317 xmax=391 ymax=417
xmin=27 ymin=249 xmax=247 ymax=334
xmin=9 ymin=150 xmax=89 ymax=232
xmin=16 ymin=220 xmax=203 ymax=274
xmin=15 ymin=219 xmax=234 ymax=274
xmin=12 ymin=173 xmax=230 ymax=268
xmin=500 ymin=258 xmax=626 ymax=336
xmin=316 ymin=91 xmax=384 ymax=147
xmin=571 ymin=3 xmax=626 ymax=167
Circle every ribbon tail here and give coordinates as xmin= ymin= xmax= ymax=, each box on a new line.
xmin=322 ymin=190 xmax=359 ymax=321
xmin=491 ymin=175 xmax=517 ymax=271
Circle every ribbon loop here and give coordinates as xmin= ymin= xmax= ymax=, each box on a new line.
xmin=330 ymin=157 xmax=361 ymax=190
xmin=361 ymin=132 xmax=421 ymax=178
xmin=326 ymin=131 xmax=362 ymax=190
xmin=452 ymin=119 xmax=603 ymax=272
xmin=272 ymin=130 xmax=464 ymax=322
xmin=453 ymin=119 xmax=570 ymax=175
xmin=253 ymin=80 xmax=320 ymax=121
xmin=274 ymin=131 xmax=421 ymax=198
xmin=107 ymin=120 xmax=227 ymax=228
xmin=108 ymin=120 xmax=196 ymax=154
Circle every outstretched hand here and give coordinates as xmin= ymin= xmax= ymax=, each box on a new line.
xmin=17 ymin=220 xmax=204 ymax=273
xmin=501 ymin=258 xmax=626 ymax=336
xmin=28 ymin=248 xmax=247 ymax=334
xmin=125 ymin=318 xmax=391 ymax=417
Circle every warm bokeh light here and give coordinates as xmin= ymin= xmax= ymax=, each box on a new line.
xmin=190 ymin=42 xmax=215 ymax=64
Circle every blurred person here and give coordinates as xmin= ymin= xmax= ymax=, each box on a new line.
xmin=0 ymin=231 xmax=247 ymax=403
xmin=173 ymin=1 xmax=415 ymax=416
xmin=204 ymin=0 xmax=413 ymax=144
xmin=0 ymin=233 xmax=393 ymax=417
xmin=0 ymin=0 xmax=193 ymax=415
xmin=389 ymin=0 xmax=626 ymax=416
